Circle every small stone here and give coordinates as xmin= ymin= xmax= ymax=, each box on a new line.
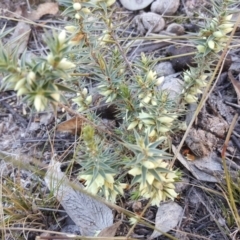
xmin=159 ymin=77 xmax=183 ymax=102
xmin=29 ymin=122 xmax=40 ymax=131
xmin=166 ymin=45 xmax=196 ymax=71
xmin=154 ymin=61 xmax=175 ymax=77
xmin=119 ymin=0 xmax=154 ymax=11
xmin=133 ymin=12 xmax=165 ymax=34
xmin=166 ymin=23 xmax=185 ymax=35
xmin=151 ymin=0 xmax=180 ymax=15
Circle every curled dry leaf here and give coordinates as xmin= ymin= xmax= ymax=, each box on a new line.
xmin=44 ymin=158 xmax=113 ymax=236
xmin=56 ymin=116 xmax=84 ymax=134
xmin=97 ymin=221 xmax=122 ymax=237
xmin=172 ymin=145 xmax=223 ymax=182
xmin=27 ymin=2 xmax=59 ymax=21
xmin=150 ymin=201 xmax=183 ymax=239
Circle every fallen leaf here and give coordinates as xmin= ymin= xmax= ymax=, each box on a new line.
xmin=56 ymin=116 xmax=83 ymax=134
xmin=28 ymin=2 xmax=59 ymax=21
xmin=8 ymin=2 xmax=59 ymax=56
xmin=172 ymin=145 xmax=223 ymax=182
xmin=97 ymin=221 xmax=122 ymax=237
xmin=71 ymin=32 xmax=85 ymax=44
xmin=9 ymin=21 xmax=31 ymax=56
xmin=150 ymin=201 xmax=183 ymax=239
xmin=44 ymin=158 xmax=113 ymax=236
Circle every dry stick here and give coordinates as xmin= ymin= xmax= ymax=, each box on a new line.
xmin=171 ymin=13 xmax=240 ymax=167
xmin=111 ymin=33 xmax=135 ymax=77
xmin=37 ymin=236 xmax=135 ymax=240
xmin=0 ymin=226 xmax=136 ymax=240
xmin=0 ymin=15 xmax=59 ymax=31
xmin=221 ymin=113 xmax=240 ymax=229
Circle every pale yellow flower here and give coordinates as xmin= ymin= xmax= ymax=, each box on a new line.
xmin=184 ymin=94 xmax=198 ymax=103
xmin=14 ymin=78 xmax=26 ymax=91
xmin=146 ymin=70 xmax=156 ymax=82
xmin=34 ymin=94 xmax=46 ymax=112
xmin=58 ymin=30 xmax=66 ymax=45
xmin=146 ymin=172 xmax=154 ymax=185
xmin=106 ymin=0 xmax=116 ymax=6
xmin=142 ymin=161 xmax=155 ymax=169
xmin=73 ymin=2 xmax=81 ymax=10
xmin=155 ymin=76 xmax=164 ymax=86
xmin=128 ymin=167 xmax=141 ymax=176
xmin=27 ymin=71 xmax=36 ymax=85
xmin=65 ymin=25 xmax=77 ymax=33
xmin=127 ymin=121 xmax=139 ymax=130
xmin=57 ymin=58 xmax=76 ymax=69
xmin=207 ymin=40 xmax=215 ymax=50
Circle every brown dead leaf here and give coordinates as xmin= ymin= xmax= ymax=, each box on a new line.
xmin=56 ymin=117 xmax=84 ymax=134
xmin=97 ymin=221 xmax=122 ymax=237
xmin=27 ymin=2 xmax=59 ymax=21
xmin=71 ymin=32 xmax=85 ymax=44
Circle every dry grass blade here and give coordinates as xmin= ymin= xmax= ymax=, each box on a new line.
xmin=228 ymin=70 xmax=240 ymax=103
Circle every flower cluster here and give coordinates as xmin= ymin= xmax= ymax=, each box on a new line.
xmin=128 ymin=160 xmax=178 ymax=206
xmin=124 ymin=54 xmax=178 ymax=138
xmin=125 ymin=131 xmax=179 ymax=206
xmin=79 ymin=173 xmax=126 ymax=202
xmin=1 ymin=29 xmax=76 ymax=111
xmin=65 ymin=0 xmax=116 ymax=20
xmin=72 ymin=1 xmax=91 ymax=19
xmin=73 ymin=88 xmax=92 ymax=112
xmin=77 ymin=125 xmax=125 ymax=202
xmin=197 ymin=14 xmax=233 ymax=54
xmin=46 ymin=30 xmax=76 ymax=70
xmin=182 ymin=10 xmax=233 ymax=105
xmin=182 ymin=68 xmax=208 ymax=104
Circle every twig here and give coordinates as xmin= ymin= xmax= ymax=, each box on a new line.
xmin=221 ymin=113 xmax=240 ymax=229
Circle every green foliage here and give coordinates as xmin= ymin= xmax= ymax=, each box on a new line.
xmin=0 ymin=0 xmax=236 ymax=208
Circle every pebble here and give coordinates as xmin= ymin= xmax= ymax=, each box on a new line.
xmin=151 ymin=0 xmax=180 ymax=15
xmin=133 ymin=12 xmax=165 ymax=34
xmin=154 ymin=61 xmax=175 ymax=77
xmin=119 ymin=0 xmax=154 ymax=11
xmin=166 ymin=23 xmax=185 ymax=35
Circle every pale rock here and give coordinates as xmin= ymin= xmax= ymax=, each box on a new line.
xmin=160 ymin=77 xmax=183 ymax=101
xmin=119 ymin=0 xmax=154 ymax=11
xmin=154 ymin=61 xmax=175 ymax=77
xmin=151 ymin=0 xmax=180 ymax=15
xmin=133 ymin=12 xmax=165 ymax=34
xmin=166 ymin=23 xmax=185 ymax=35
